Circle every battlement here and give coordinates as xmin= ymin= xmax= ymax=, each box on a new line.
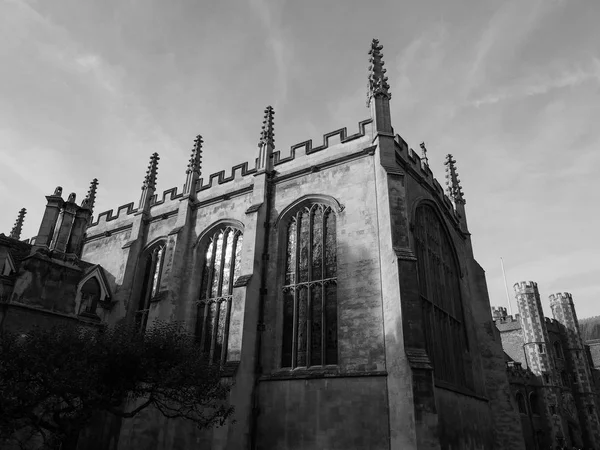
xmin=272 ymin=118 xmax=373 ymax=166
xmin=393 ymin=134 xmax=460 ymax=223
xmin=492 ymin=306 xmax=508 ymax=320
xmin=88 ymin=119 xmax=374 ymax=229
xmin=514 ymin=281 xmax=538 ymax=292
xmin=506 ymin=361 xmax=536 ymax=381
xmin=549 ymin=292 xmax=573 ymax=305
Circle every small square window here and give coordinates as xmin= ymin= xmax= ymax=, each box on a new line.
xmin=550 ymin=405 xmax=557 ymax=415
xmin=588 ymin=405 xmax=595 ymax=415
xmin=543 ymin=374 xmax=550 ymax=384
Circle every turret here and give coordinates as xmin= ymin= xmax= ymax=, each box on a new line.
xmin=549 ymin=293 xmax=582 ymax=352
xmin=33 ymin=187 xmax=64 ymax=250
xmin=514 ymin=281 xmax=564 ymax=444
xmin=514 ymin=281 xmax=553 ymax=375
xmin=550 ymin=292 xmax=600 ymax=447
xmin=256 ymin=106 xmax=275 ymax=174
xmin=183 ymin=136 xmax=202 ymax=200
xmin=9 ymin=208 xmax=27 ymax=240
xmin=139 ymin=153 xmax=160 ymax=213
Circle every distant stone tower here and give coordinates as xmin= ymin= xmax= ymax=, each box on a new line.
xmin=550 ymin=292 xmax=600 ymax=447
xmin=514 ymin=281 xmax=564 ymax=444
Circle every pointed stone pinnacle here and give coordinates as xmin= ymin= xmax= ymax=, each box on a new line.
xmin=82 ymin=178 xmax=99 ymax=210
xmin=367 ymin=38 xmax=391 ymax=106
xmin=444 ymin=154 xmax=465 ymax=204
xmin=9 ymin=208 xmax=27 ymax=240
xmin=143 ymin=153 xmax=160 ymax=191
xmin=187 ymin=135 xmax=203 ymax=175
xmin=259 ymin=106 xmax=275 ymax=147
xmin=420 ymin=142 xmax=429 ymax=166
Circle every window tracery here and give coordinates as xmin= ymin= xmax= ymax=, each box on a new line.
xmin=195 ymin=226 xmax=243 ymax=365
xmin=135 ymin=243 xmax=166 ymax=333
xmin=413 ymin=203 xmax=470 ymax=388
xmin=281 ymin=203 xmax=337 ymax=368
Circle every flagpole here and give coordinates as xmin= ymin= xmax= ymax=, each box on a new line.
xmin=500 ymin=257 xmax=513 ymax=316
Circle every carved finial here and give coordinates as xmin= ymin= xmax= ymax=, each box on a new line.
xmin=444 ymin=154 xmax=465 ymax=205
xmin=142 ymin=153 xmax=160 ymax=191
xmin=81 ymin=178 xmax=99 ymax=210
xmin=9 ymin=208 xmax=27 ymax=240
xmin=187 ymin=135 xmax=203 ymax=175
xmin=420 ymin=142 xmax=429 ymax=167
xmin=259 ymin=106 xmax=275 ymax=147
xmin=53 ymin=186 xmax=63 ymax=197
xmin=367 ymin=38 xmax=391 ymax=107
xmin=67 ymin=193 xmax=76 ymax=203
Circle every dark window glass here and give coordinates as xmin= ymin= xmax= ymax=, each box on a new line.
xmin=414 ymin=204 xmax=470 ymax=389
xmin=135 ymin=243 xmax=166 ymax=333
xmin=516 ymin=392 xmax=527 ymax=414
xmin=196 ymin=227 xmax=243 ymax=364
xmin=79 ymin=277 xmax=101 ymax=315
xmin=282 ymin=204 xmax=338 ymax=368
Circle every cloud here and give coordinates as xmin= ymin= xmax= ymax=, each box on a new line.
xmin=247 ymin=0 xmax=291 ymax=107
xmin=470 ymin=62 xmax=600 ymax=107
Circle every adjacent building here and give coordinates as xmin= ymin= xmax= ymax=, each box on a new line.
xmin=494 ymin=283 xmax=600 ymax=449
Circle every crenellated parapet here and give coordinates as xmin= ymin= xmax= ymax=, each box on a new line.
xmin=393 ymin=134 xmax=462 ymax=226
xmin=273 ymin=118 xmax=373 ymax=166
xmin=492 ymin=306 xmax=508 ymax=320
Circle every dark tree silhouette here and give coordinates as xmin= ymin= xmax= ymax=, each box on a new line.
xmin=0 ymin=320 xmax=233 ymax=449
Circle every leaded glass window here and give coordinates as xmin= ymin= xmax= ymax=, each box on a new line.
xmin=413 ymin=204 xmax=470 ymax=388
xmin=282 ymin=204 xmax=337 ymax=368
xmin=135 ymin=243 xmax=166 ymax=333
xmin=196 ymin=226 xmax=243 ymax=365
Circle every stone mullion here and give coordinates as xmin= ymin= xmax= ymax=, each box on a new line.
xmin=204 ymin=233 xmax=218 ymax=300
xmin=217 ymin=229 xmax=230 ymax=297
xmin=198 ymin=301 xmax=209 ymax=351
xmin=306 ymin=207 xmax=314 ymax=367
xmin=321 ymin=209 xmax=327 ymax=365
xmin=291 ymin=211 xmax=301 ymax=368
xmin=220 ymin=298 xmax=232 ymax=366
xmin=227 ymin=233 xmax=240 ymax=296
xmin=209 ymin=301 xmax=221 ymax=363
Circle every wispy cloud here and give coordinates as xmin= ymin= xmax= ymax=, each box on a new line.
xmin=470 ymin=61 xmax=600 ymax=107
xmin=247 ymin=0 xmax=291 ymax=107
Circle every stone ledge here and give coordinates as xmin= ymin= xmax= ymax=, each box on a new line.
xmin=259 ymin=368 xmax=387 ymax=382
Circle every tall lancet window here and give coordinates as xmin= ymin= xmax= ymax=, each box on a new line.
xmin=282 ymin=204 xmax=338 ymax=368
xmin=135 ymin=243 xmax=166 ymax=333
xmin=413 ymin=203 xmax=471 ymax=389
xmin=196 ymin=226 xmax=243 ymax=365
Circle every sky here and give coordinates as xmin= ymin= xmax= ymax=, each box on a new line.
xmin=1 ymin=0 xmax=599 ymax=318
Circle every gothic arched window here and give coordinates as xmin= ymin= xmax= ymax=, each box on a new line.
xmin=281 ymin=203 xmax=338 ymax=368
xmin=135 ymin=242 xmax=166 ymax=333
xmin=196 ymin=226 xmax=243 ymax=365
xmin=529 ymin=392 xmax=540 ymax=415
xmin=516 ymin=391 xmax=527 ymax=414
xmin=79 ymin=277 xmax=101 ymax=316
xmin=413 ymin=203 xmax=470 ymax=388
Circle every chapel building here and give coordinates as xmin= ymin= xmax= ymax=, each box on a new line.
xmin=1 ymin=39 xmax=529 ymax=450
